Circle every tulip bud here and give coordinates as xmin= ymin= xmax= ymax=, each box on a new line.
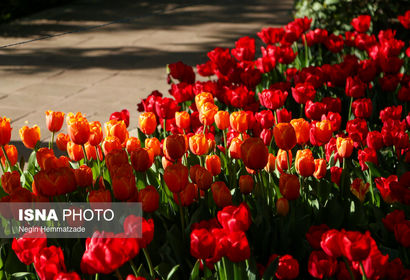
xmin=0 ymin=117 xmax=12 ymax=146
xmin=205 ymin=155 xmax=221 ymax=176
xmin=241 ymin=137 xmax=268 ymax=170
xmin=199 ymin=102 xmax=218 ymax=126
xmin=189 ymin=134 xmax=209 ymax=156
xmin=56 ymin=133 xmax=69 ymax=152
xmin=125 ymin=137 xmax=141 ymax=153
xmin=175 ymin=111 xmax=190 ymax=130
xmin=279 ymin=173 xmax=300 ymax=200
xmin=174 ymin=183 xmax=196 ymax=206
xmin=19 ymin=125 xmax=40 ymax=149
xmin=74 ymin=165 xmax=93 ymax=187
xmin=163 ymin=134 xmax=187 ymax=161
xmin=350 ymin=178 xmax=370 ymax=202
xmin=211 ymin=181 xmax=232 ymax=208
xmin=138 ymin=185 xmax=159 ymax=212
xmin=295 ymin=149 xmax=315 ymax=177
xmin=139 ymin=112 xmax=157 ymax=135
xmin=215 ymin=111 xmax=230 ymax=130
xmin=336 ymin=137 xmax=354 ymax=158
xmin=276 ymin=197 xmax=289 ymax=216
xmin=229 ymin=137 xmax=243 ymax=159
xmin=45 ymin=111 xmax=65 ymax=132
xmin=88 ymin=121 xmax=103 ymax=146
xmin=239 ymin=175 xmax=254 ymax=194
xmin=274 ymin=123 xmax=296 ymax=150
xmin=164 ymin=163 xmax=189 ymax=193
xmin=276 ymin=149 xmax=292 ymax=173
xmin=130 ymin=148 xmax=154 ymax=172
xmin=145 ymin=138 xmax=161 ymax=157
xmin=66 ymin=112 xmax=90 ymax=145
xmin=102 ymin=136 xmax=122 ymax=156
xmin=290 ymin=118 xmax=310 ymax=145
xmin=230 ymin=111 xmax=248 ymax=133
xmin=313 ymin=159 xmax=327 ymax=179
xmin=67 ymin=142 xmax=84 ymax=162
xmin=265 ymin=153 xmax=276 ymax=172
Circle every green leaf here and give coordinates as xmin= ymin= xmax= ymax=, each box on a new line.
xmin=190 ymin=260 xmax=200 ymax=280
xmin=166 ymin=264 xmax=180 ymax=280
xmin=10 ymin=272 xmax=35 ymax=280
xmin=261 ymin=256 xmax=278 ymax=280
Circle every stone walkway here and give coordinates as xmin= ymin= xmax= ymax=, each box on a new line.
xmin=0 ymin=0 xmax=292 ymax=158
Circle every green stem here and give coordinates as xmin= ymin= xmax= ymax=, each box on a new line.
xmin=367 ymin=169 xmax=375 ymax=204
xmin=1 ymin=146 xmax=12 ymax=171
xmin=129 ymin=259 xmax=138 ymax=277
xmin=95 ymin=273 xmax=99 ymax=280
xmin=163 ymin=119 xmax=167 ymax=139
xmin=81 ymin=144 xmax=89 ymax=165
xmin=0 ymin=160 xmax=5 ymax=173
xmin=143 ymin=248 xmax=155 ymax=278
xmin=360 ymin=262 xmax=368 ymax=280
xmin=342 ymin=257 xmax=355 ymax=280
xmin=115 ymin=269 xmax=123 ymax=280
xmin=348 ymin=97 xmax=353 ymax=121
xmin=95 ymin=146 xmax=102 ymax=176
xmin=49 ymin=131 xmax=55 ymax=150
xmin=286 ymin=150 xmax=291 ymax=174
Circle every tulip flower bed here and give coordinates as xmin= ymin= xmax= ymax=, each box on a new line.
xmin=0 ymin=11 xmax=410 ymax=280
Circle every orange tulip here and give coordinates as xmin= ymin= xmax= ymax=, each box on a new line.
xmin=215 ymin=111 xmax=230 ymax=130
xmin=110 ymin=164 xmax=136 ymax=201
xmin=130 ymin=147 xmax=154 ymax=172
xmin=290 ymin=118 xmax=310 ymax=145
xmin=126 ymin=137 xmax=141 ymax=153
xmin=0 ymin=117 xmax=11 ymax=146
xmin=189 ymin=134 xmax=208 ymax=156
xmin=279 ymin=173 xmax=300 ymax=200
xmin=164 ymin=163 xmax=189 ymax=193
xmin=175 ymin=111 xmax=190 ymax=130
xmin=350 ymin=178 xmax=370 ymax=202
xmin=336 ymin=137 xmax=354 ymax=158
xmin=295 ymin=149 xmax=315 ymax=177
xmin=205 ymin=155 xmax=221 ymax=176
xmin=276 ymin=149 xmax=292 ymax=173
xmin=74 ymin=165 xmax=93 ymax=187
xmin=56 ymin=133 xmax=70 ymax=151
xmin=230 ymin=111 xmax=248 ymax=133
xmin=211 ymin=181 xmax=232 ymax=208
xmin=105 ymin=119 xmax=128 ymax=145
xmin=36 ymin=147 xmax=55 ymax=170
xmin=139 ymin=112 xmax=157 ymax=135
xmin=162 ymin=156 xmax=177 ymax=170
xmin=19 ymin=125 xmax=40 ymax=149
xmin=241 ymin=137 xmax=269 ymax=170
xmin=199 ymin=102 xmax=218 ymax=126
xmin=45 ymin=111 xmax=65 ymax=132
xmin=88 ymin=189 xmax=112 ymax=203
xmin=314 ymin=159 xmax=327 ymax=179
xmin=229 ymin=137 xmax=243 ymax=159
xmin=274 ymin=123 xmax=296 ymax=151
xmin=67 ymin=141 xmax=84 ymax=162
xmin=1 ymin=171 xmax=21 ymax=194
xmin=33 ymin=167 xmax=77 ymax=197
xmin=138 ymin=185 xmax=159 ymax=212
xmin=89 ymin=121 xmax=103 ymax=146
xmin=102 ymin=136 xmax=122 ymax=156
xmin=163 ymin=134 xmax=187 ymax=161
xmin=174 ymin=183 xmax=197 ymax=206
xmin=239 ymin=175 xmax=254 ymax=194
xmin=265 ymin=153 xmax=276 ymax=173
xmin=105 ymin=149 xmax=129 ymax=172
xmin=195 ymin=92 xmax=214 ymax=109
xmin=85 ymin=142 xmax=102 ymax=161
xmin=276 ymin=197 xmax=289 ymax=216
xmin=66 ymin=112 xmax=90 ymax=145
xmin=192 ymin=166 xmax=213 ymax=191
xmin=310 ymin=120 xmax=332 ymax=145
xmin=0 ymin=145 xmax=17 ymax=167
xmin=145 ymin=137 xmax=161 ymax=157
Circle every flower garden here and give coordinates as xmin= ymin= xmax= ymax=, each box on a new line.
xmin=0 ymin=9 xmax=409 ymax=280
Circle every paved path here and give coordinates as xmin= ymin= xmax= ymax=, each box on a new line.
xmin=0 ymin=0 xmax=293 ymax=158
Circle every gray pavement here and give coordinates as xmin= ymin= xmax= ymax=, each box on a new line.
xmin=0 ymin=0 xmax=293 ymax=159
